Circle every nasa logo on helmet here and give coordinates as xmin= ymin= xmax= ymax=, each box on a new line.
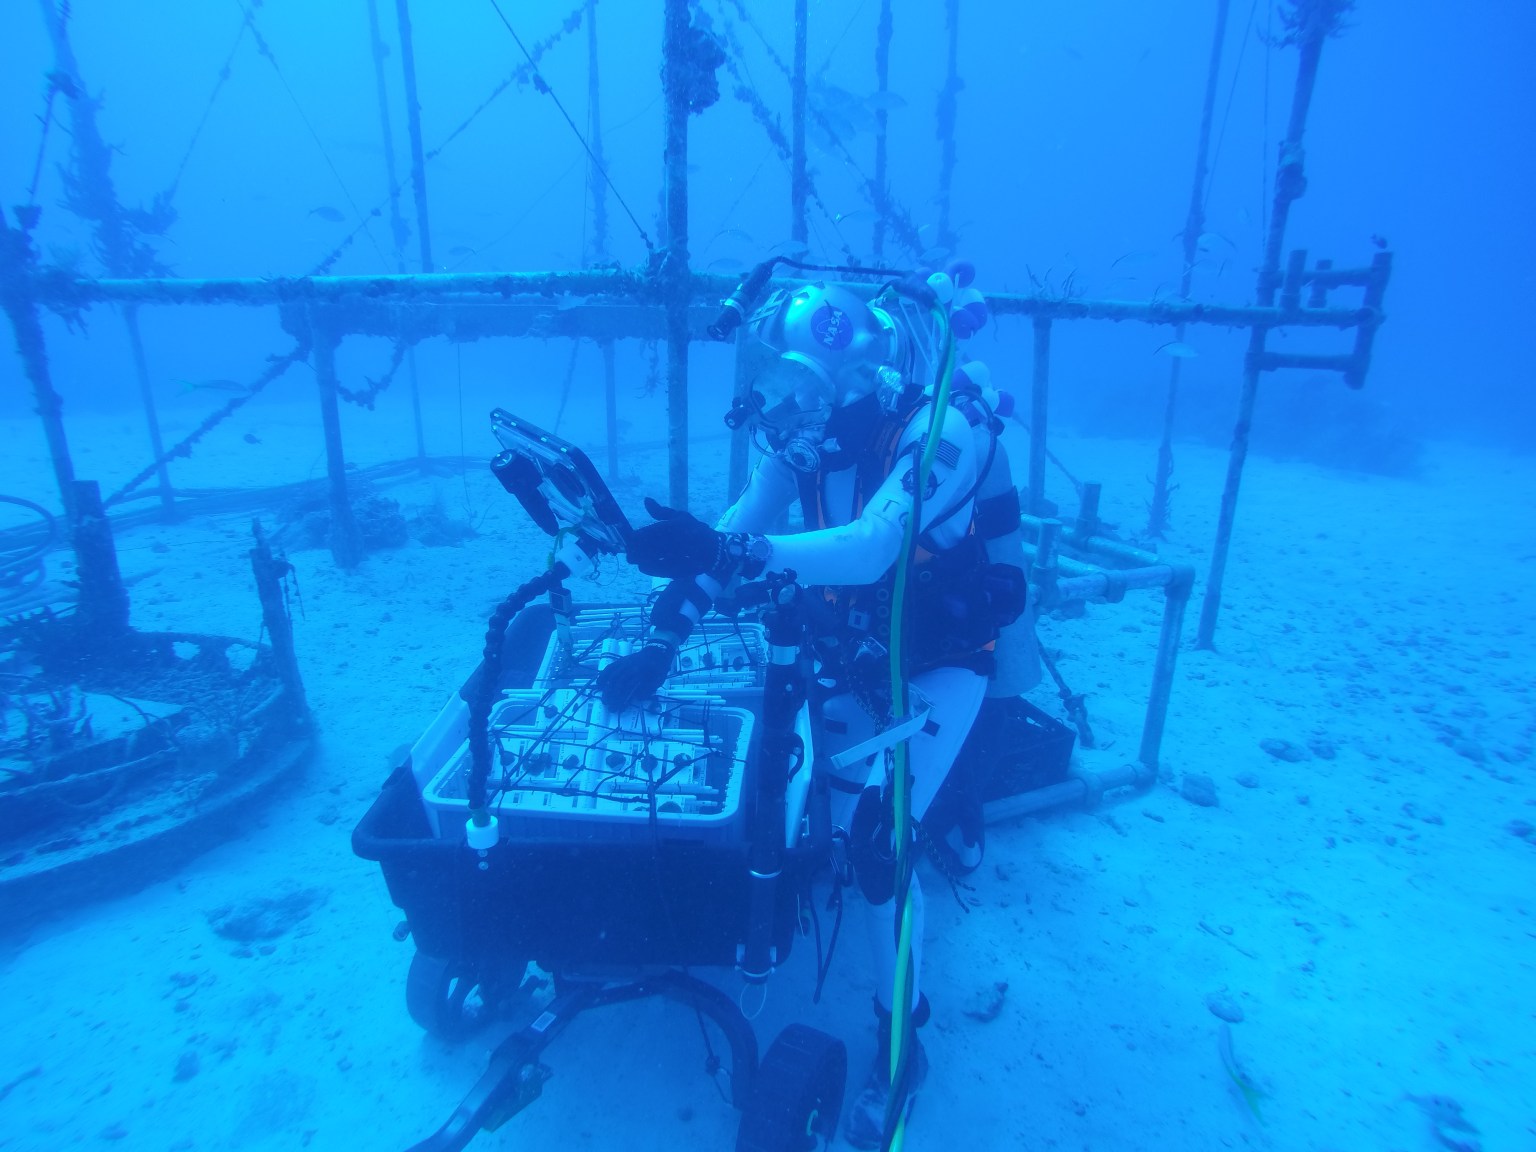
xmin=811 ymin=304 xmax=854 ymax=351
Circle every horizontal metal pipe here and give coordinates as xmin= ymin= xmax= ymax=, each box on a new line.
xmin=24 ymin=269 xmax=1377 ymax=332
xmin=277 ymin=300 xmax=722 ymax=343
xmin=32 ymin=268 xmax=674 ymax=307
xmin=1055 ymin=566 xmax=1183 ymax=602
xmin=982 ymin=759 xmax=1154 ymax=825
xmin=1022 ymin=513 xmax=1161 ymax=568
xmin=1254 ymin=350 xmax=1355 ymax=373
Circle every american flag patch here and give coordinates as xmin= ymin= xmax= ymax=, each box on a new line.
xmin=934 ymin=438 xmax=962 ymax=470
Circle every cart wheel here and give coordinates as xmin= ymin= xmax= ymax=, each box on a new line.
xmin=405 ymin=952 xmax=486 ymax=1041
xmin=736 ymin=1024 xmax=846 ymax=1152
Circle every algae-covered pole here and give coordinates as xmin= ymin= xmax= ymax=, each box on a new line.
xmin=790 ymin=0 xmax=809 ymax=246
xmin=871 ymin=0 xmax=894 ymax=261
xmin=1197 ymin=0 xmax=1347 ymax=649
xmin=70 ymin=479 xmax=130 ymax=638
xmin=1 ymin=222 xmax=77 ymax=520
xmin=935 ymin=0 xmax=962 ymax=252
xmin=393 ymin=0 xmax=435 ymax=274
xmin=1149 ymin=0 xmax=1230 ymax=538
xmin=250 ymin=520 xmax=308 ymax=718
xmin=662 ymin=0 xmax=693 ymax=510
xmin=366 ymin=0 xmax=427 ymax=465
xmin=39 ymin=0 xmax=176 ymax=517
xmin=1027 ymin=316 xmax=1052 ymax=516
xmin=310 ymin=311 xmax=363 ymax=569
xmin=586 ymin=0 xmax=619 ymax=482
xmin=1138 ymin=565 xmax=1194 ymax=772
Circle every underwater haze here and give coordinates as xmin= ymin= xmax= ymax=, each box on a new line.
xmin=1 ymin=3 xmax=1533 ymax=1152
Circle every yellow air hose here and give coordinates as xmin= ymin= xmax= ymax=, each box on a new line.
xmin=883 ymin=300 xmax=957 ymax=1152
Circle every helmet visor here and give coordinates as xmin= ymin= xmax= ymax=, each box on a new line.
xmin=744 ymin=351 xmax=835 ymax=436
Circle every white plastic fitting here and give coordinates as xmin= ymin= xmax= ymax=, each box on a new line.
xmin=465 ymin=813 xmax=500 ymax=850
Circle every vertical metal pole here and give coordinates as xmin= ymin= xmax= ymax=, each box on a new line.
xmin=1138 ymin=567 xmax=1194 ymax=772
xmin=122 ymin=306 xmax=175 ymax=517
xmin=935 ymin=0 xmax=962 ymax=253
xmin=1027 ymin=316 xmax=1051 ymax=516
xmin=365 ymin=0 xmax=409 ymax=267
xmin=662 ymin=0 xmax=692 ymax=509
xmin=1 ymin=224 xmax=76 ymax=521
xmin=250 ymin=519 xmax=308 ymax=718
xmin=39 ymin=0 xmax=174 ymax=519
xmin=393 ymin=0 xmax=435 ymax=275
xmin=586 ymin=0 xmax=610 ymax=265
xmin=70 ymin=480 xmax=130 ymax=637
xmin=1149 ymin=0 xmax=1230 ymax=538
xmin=871 ymin=0 xmax=894 ymax=261
xmin=790 ymin=0 xmax=809 ymax=246
xmin=311 ymin=312 xmax=363 ymax=569
xmin=727 ymin=334 xmax=752 ymax=498
xmin=586 ymin=0 xmax=619 ymax=482
xmin=366 ymin=0 xmax=426 ymax=464
xmin=1197 ymin=17 xmax=1331 ymax=648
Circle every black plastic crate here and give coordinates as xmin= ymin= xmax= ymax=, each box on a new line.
xmin=973 ymin=696 xmax=1077 ymax=800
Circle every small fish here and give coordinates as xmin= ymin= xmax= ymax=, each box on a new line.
xmin=309 ymin=205 xmax=344 ymax=223
xmin=835 ymin=208 xmax=878 ymax=225
xmin=242 ymin=432 xmax=261 ymax=445
xmin=1370 ymin=233 xmax=1389 ymax=249
xmin=1407 ymin=1095 xmax=1480 ymax=1152
xmin=1217 ymin=1024 xmax=1267 ymax=1123
xmin=179 ymin=378 xmax=250 ymax=393
xmin=1154 ymin=341 xmax=1198 ymax=359
xmin=1197 ymin=231 xmax=1235 ymax=252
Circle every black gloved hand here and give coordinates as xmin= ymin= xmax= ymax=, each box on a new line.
xmin=626 ymin=496 xmax=727 ymax=579
xmin=595 ymin=639 xmax=675 ymax=712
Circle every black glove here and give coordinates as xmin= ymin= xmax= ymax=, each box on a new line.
xmin=626 ymin=497 xmax=726 ymax=579
xmin=595 ymin=639 xmax=675 ymax=712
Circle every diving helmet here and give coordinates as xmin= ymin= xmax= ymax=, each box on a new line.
xmin=734 ymin=282 xmax=905 ymax=442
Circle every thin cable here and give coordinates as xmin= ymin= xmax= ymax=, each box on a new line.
xmin=814 ymin=0 xmax=871 ymax=77
xmin=164 ymin=17 xmax=249 ymax=202
xmin=231 ymin=0 xmax=389 ymax=265
xmin=25 ymin=77 xmax=62 ymax=206
xmin=1203 ymin=0 xmax=1260 ymax=216
xmin=486 ymin=0 xmax=655 ymax=255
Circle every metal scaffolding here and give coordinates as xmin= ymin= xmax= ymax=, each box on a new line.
xmin=1 ymin=0 xmax=1391 ymax=779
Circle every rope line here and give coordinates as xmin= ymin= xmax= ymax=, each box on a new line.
xmin=163 ymin=17 xmax=249 ymax=204
xmin=231 ymin=0 xmax=389 ymax=266
xmin=486 ymin=0 xmax=655 ymax=256
xmin=24 ymin=74 xmax=64 ymax=207
xmin=1203 ymin=0 xmax=1261 ymax=218
xmin=104 ymin=342 xmax=312 ymax=509
xmin=307 ymin=2 xmax=589 ymax=276
xmin=714 ymin=0 xmax=925 ymax=260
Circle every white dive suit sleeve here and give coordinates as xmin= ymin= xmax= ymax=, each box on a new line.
xmin=760 ymin=404 xmax=979 ymax=586
xmin=714 ymin=451 xmax=801 ymax=535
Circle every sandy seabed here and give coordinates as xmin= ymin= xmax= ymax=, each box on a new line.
xmin=1 ymin=398 xmax=1532 ymax=1152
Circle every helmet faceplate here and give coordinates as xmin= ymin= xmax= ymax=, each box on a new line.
xmin=738 ymin=283 xmax=898 ymax=437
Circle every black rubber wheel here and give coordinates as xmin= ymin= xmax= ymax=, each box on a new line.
xmin=405 ymin=951 xmax=486 ymax=1041
xmin=736 ymin=1024 xmax=847 ymax=1152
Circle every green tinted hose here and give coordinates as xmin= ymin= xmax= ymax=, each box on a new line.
xmin=882 ymin=301 xmax=957 ymax=1151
